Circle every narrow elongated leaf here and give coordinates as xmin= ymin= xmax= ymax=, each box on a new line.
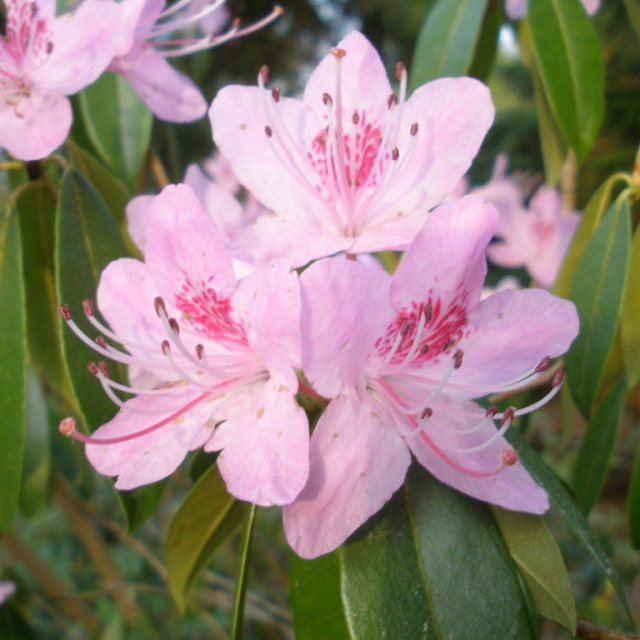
xmin=528 ymin=0 xmax=604 ymax=161
xmin=0 ymin=205 xmax=26 ymax=531
xmin=564 ymin=199 xmax=631 ymax=417
xmin=55 ymin=169 xmax=129 ymax=429
xmin=623 ymin=0 xmax=640 ymax=41
xmin=117 ymin=481 xmax=167 ymax=533
xmin=467 ymin=0 xmax=503 ymax=81
xmin=79 ymin=73 xmax=152 ymax=187
xmin=231 ymin=505 xmax=256 ymax=640
xmin=507 ymin=430 xmax=633 ymax=622
xmin=492 ymin=509 xmax=576 ymax=632
xmin=290 ymin=552 xmax=351 ymax=640
xmin=19 ymin=369 xmax=51 ymax=517
xmin=554 ymin=174 xmax=627 ymax=298
xmin=166 ymin=465 xmax=246 ymax=612
xmin=621 ymin=227 xmax=640 ymax=387
xmin=410 ymin=0 xmax=490 ymax=89
xmin=571 ymin=377 xmax=628 ymax=514
xmin=340 ymin=467 xmax=536 ymax=640
xmin=627 ymin=446 xmax=640 ymax=549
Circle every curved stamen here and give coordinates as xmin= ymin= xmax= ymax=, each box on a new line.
xmin=151 ymin=0 xmax=226 ymax=37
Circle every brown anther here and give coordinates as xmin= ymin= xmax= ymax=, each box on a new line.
xmin=259 ymin=64 xmax=270 ymax=84
xmin=552 ymin=368 xmax=564 ymax=387
xmin=400 ymin=319 xmax=412 ymax=336
xmin=352 ymin=111 xmax=360 ymax=125
xmin=161 ymin=340 xmax=171 ymax=355
xmin=395 ymin=62 xmax=406 ymax=80
xmin=29 ymin=2 xmax=37 ymax=16
xmin=265 ymin=125 xmax=273 ymax=138
xmin=322 ymin=92 xmax=333 ymax=107
xmin=82 ymin=299 xmax=94 ymax=317
xmin=271 ymin=87 xmax=280 ymax=103
xmin=535 ymin=356 xmax=551 ymax=373
xmin=59 ymin=304 xmax=72 ymax=321
xmin=273 ymin=5 xmax=284 ymax=15
xmin=231 ymin=17 xmax=241 ymax=28
xmin=387 ymin=93 xmax=397 ymax=109
xmin=419 ymin=343 xmax=430 ymax=355
xmin=391 ymin=147 xmax=400 ymax=161
xmin=423 ymin=302 xmax=433 ymax=323
xmin=98 ymin=361 xmax=110 ymax=377
xmin=500 ymin=447 xmax=518 ymax=466
xmin=453 ymin=349 xmax=464 ymax=369
xmin=168 ymin=318 xmax=180 ymax=335
xmin=95 ymin=335 xmax=107 ymax=349
xmin=154 ymin=296 xmax=166 ymax=317
xmin=331 ymin=47 xmax=346 ymax=59
xmin=87 ymin=362 xmax=100 ymax=376
xmin=420 ymin=407 xmax=433 ymax=420
xmin=501 ymin=407 xmax=516 ymax=426
xmin=46 ymin=41 xmax=53 ymax=55
xmin=485 ymin=405 xmax=498 ymax=418
xmin=59 ymin=417 xmax=76 ymax=437
xmin=410 ymin=122 xmax=419 ymax=136
xmin=195 ymin=344 xmax=205 ymax=360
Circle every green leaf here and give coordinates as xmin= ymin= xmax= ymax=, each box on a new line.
xmin=79 ymin=73 xmax=152 ymax=188
xmin=19 ymin=369 xmax=51 ymax=517
xmin=340 ymin=467 xmax=536 ymax=639
xmin=467 ymin=0 xmax=503 ymax=82
xmin=0 ymin=204 xmax=26 ymax=531
xmin=623 ymin=0 xmax=640 ymax=41
xmin=571 ymin=377 xmax=628 ymax=515
xmin=564 ymin=199 xmax=631 ymax=417
xmin=528 ymin=0 xmax=604 ymax=161
xmin=621 ymin=226 xmax=640 ymax=388
xmin=492 ymin=509 xmax=576 ymax=632
xmin=627 ymin=446 xmax=640 ymax=549
xmin=507 ymin=430 xmax=633 ymax=622
xmin=166 ymin=465 xmax=246 ymax=612
xmin=410 ymin=0 xmax=490 ymax=89
xmin=55 ymin=169 xmax=129 ymax=429
xmin=231 ymin=505 xmax=256 ymax=640
xmin=117 ymin=481 xmax=167 ymax=533
xmin=554 ymin=174 xmax=627 ymax=299
xmin=290 ymin=552 xmax=351 ymax=640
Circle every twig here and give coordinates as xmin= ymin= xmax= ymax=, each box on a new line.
xmin=576 ymin=618 xmax=639 ymax=640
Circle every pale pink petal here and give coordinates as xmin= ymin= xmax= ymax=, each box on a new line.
xmin=391 ymin=195 xmax=498 ymax=313
xmin=31 ymin=0 xmax=131 ymax=95
xmin=302 ymin=31 xmax=391 ymax=127
xmin=145 ymin=184 xmax=237 ymax=302
xmin=0 ymin=91 xmax=71 ymax=160
xmin=86 ymin=388 xmax=215 ymax=489
xmin=446 ymin=288 xmax=579 ymax=389
xmin=283 ymin=393 xmax=411 ymax=559
xmin=300 ymin=257 xmax=394 ymax=398
xmin=113 ymin=49 xmax=206 ymax=122
xmin=211 ymin=380 xmax=309 ymax=506
xmin=126 ymin=195 xmax=155 ymax=252
xmin=582 ymin=0 xmax=600 ymax=15
xmin=0 ymin=581 xmax=16 ymax=605
xmin=408 ymin=396 xmax=548 ymax=513
xmin=232 ymin=261 xmax=302 ymax=383
xmin=505 ymin=0 xmax=527 ymax=20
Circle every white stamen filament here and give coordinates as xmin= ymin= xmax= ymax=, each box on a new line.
xmin=151 ymin=0 xmax=226 ymax=38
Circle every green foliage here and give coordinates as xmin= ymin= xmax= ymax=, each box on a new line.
xmin=621 ymin=226 xmax=640 ymax=388
xmin=628 ymin=448 xmax=640 ymax=549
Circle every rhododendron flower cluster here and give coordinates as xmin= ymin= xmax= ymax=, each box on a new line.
xmin=60 ymin=31 xmax=579 ymax=559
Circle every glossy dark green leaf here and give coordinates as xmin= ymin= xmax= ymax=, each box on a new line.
xmin=340 ymin=467 xmax=536 ymax=640
xmin=528 ymin=0 xmax=604 ymax=161
xmin=290 ymin=551 xmax=351 ymax=640
xmin=410 ymin=0 xmax=490 ymax=89
xmin=492 ymin=509 xmax=576 ymax=632
xmin=507 ymin=430 xmax=633 ymax=622
xmin=79 ymin=73 xmax=152 ymax=188
xmin=627 ymin=446 xmax=640 ymax=549
xmin=554 ymin=174 xmax=626 ymax=299
xmin=0 ymin=603 xmax=33 ymax=639
xmin=564 ymin=199 xmax=631 ymax=417
xmin=55 ymin=169 xmax=129 ymax=429
xmin=117 ymin=481 xmax=167 ymax=533
xmin=166 ymin=465 xmax=246 ymax=612
xmin=231 ymin=505 xmax=256 ymax=640
xmin=621 ymin=227 xmax=640 ymax=388
xmin=19 ymin=369 xmax=51 ymax=517
xmin=467 ymin=0 xmax=502 ymax=82
xmin=571 ymin=377 xmax=628 ymax=515
xmin=0 ymin=205 xmax=26 ymax=531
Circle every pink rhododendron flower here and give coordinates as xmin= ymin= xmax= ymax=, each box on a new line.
xmin=506 ymin=0 xmax=600 ymax=20
xmin=110 ymin=0 xmax=283 ymax=122
xmin=59 ymin=184 xmax=308 ymax=506
xmin=283 ymin=195 xmax=579 ymax=559
xmin=210 ymin=31 xmax=494 ymax=266
xmin=0 ymin=0 xmax=130 ymax=160
xmin=127 ymin=153 xmax=266 ymax=252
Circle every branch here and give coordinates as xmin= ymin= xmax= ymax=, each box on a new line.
xmin=576 ymin=618 xmax=639 ymax=640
